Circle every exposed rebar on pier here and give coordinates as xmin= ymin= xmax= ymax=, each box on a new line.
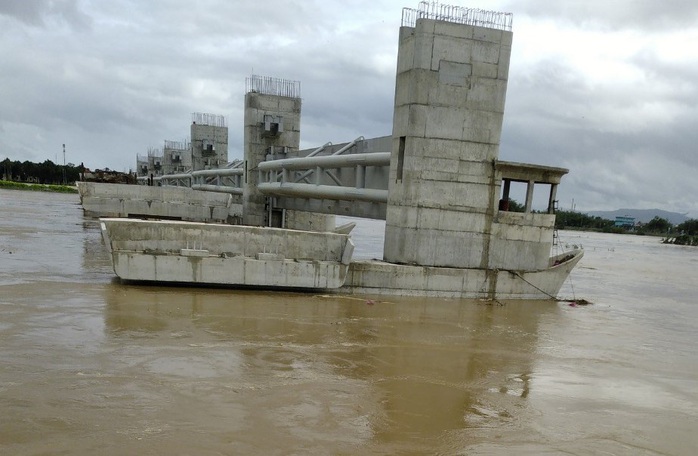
xmin=245 ymin=75 xmax=301 ymax=99
xmin=402 ymin=1 xmax=512 ymax=31
xmin=191 ymin=112 xmax=227 ymax=127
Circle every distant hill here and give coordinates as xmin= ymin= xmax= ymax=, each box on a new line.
xmin=586 ymin=209 xmax=690 ymax=225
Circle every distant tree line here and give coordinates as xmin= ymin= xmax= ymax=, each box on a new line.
xmin=553 ymin=208 xmax=698 ymax=246
xmin=554 ymin=210 xmax=615 ymax=231
xmin=1 ymin=158 xmax=81 ymax=185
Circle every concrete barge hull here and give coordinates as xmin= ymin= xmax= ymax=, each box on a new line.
xmin=341 ymin=250 xmax=584 ymax=300
xmin=100 ymin=216 xmax=581 ymax=298
xmin=100 ymin=218 xmax=353 ymax=289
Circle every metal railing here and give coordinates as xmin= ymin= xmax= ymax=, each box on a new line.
xmin=156 ymin=167 xmax=243 ymax=194
xmin=149 ymin=138 xmax=391 ymax=204
xmin=191 ymin=168 xmax=243 ymax=195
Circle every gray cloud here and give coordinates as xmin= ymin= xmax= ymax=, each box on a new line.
xmin=0 ymin=0 xmax=91 ymax=29
xmin=502 ymin=0 xmax=698 ymax=31
xmin=501 ymin=51 xmax=698 ymax=214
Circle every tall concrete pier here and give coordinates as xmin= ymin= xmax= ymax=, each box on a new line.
xmin=384 ymin=8 xmax=513 ymax=269
xmin=163 ymin=139 xmax=191 ymax=175
xmin=191 ymin=113 xmax=228 ymax=170
xmin=242 ymin=76 xmax=302 ymax=227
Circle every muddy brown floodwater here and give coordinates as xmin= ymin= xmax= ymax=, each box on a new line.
xmin=1 ymin=188 xmax=697 ymax=455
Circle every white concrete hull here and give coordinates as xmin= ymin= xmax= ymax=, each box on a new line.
xmin=100 ymin=216 xmax=582 ymax=298
xmin=341 ymin=249 xmax=584 ymax=300
xmin=100 ymin=218 xmax=353 ymax=289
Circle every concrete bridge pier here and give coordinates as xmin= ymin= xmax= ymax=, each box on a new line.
xmin=243 ymin=77 xmax=335 ymax=232
xmin=243 ymin=82 xmax=335 ymax=232
xmin=243 ymin=85 xmax=301 ymax=227
xmin=191 ymin=113 xmax=228 ymax=171
xmin=383 ymin=15 xmax=513 ymax=269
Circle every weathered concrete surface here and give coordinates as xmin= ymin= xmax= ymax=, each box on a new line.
xmin=100 ymin=218 xmax=353 ymax=289
xmin=243 ymin=92 xmax=301 ymax=227
xmin=284 ymin=210 xmax=336 ymax=232
xmin=191 ymin=120 xmax=228 ymax=171
xmin=77 ymin=182 xmax=241 ymax=223
xmin=98 ymin=215 xmax=581 ymax=298
xmin=341 ymin=249 xmax=583 ymax=299
xmin=384 ymin=18 xmax=513 ymax=269
xmin=489 ymin=212 xmax=555 ymax=270
xmin=243 ymin=90 xmax=335 ymax=231
xmin=162 ymin=140 xmax=191 ymax=175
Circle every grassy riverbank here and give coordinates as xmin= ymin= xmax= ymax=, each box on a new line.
xmin=0 ymin=180 xmax=78 ymax=193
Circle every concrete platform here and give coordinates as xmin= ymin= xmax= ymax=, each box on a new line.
xmin=78 ymin=182 xmax=240 ymax=223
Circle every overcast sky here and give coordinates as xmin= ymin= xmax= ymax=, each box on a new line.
xmin=1 ymin=0 xmax=697 ymax=216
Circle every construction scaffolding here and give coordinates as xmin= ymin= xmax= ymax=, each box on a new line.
xmin=402 ymin=1 xmax=512 ymax=31
xmin=245 ymin=74 xmax=301 ymax=99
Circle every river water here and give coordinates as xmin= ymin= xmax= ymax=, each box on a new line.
xmin=1 ymin=189 xmax=696 ymax=455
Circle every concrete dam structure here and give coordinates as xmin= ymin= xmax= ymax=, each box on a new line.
xmin=93 ymin=2 xmax=583 ymax=300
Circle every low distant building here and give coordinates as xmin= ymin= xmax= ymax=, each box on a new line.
xmin=614 ymin=216 xmax=635 ymax=228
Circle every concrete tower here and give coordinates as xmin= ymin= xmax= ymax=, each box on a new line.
xmin=191 ymin=113 xmax=228 ymax=171
xmin=243 ymin=76 xmax=302 ymax=227
xmin=383 ymin=4 xmax=513 ymax=269
xmin=162 ymin=139 xmax=192 ymax=175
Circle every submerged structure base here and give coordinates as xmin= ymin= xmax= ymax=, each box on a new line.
xmin=341 ymin=249 xmax=583 ymax=300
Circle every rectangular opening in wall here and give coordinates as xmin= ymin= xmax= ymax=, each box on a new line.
xmin=499 ymin=180 xmax=527 ymax=212
xmin=498 ymin=180 xmax=550 ymax=213
xmin=397 ymin=136 xmax=405 ymax=182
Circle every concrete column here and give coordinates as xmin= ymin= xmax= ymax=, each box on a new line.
xmin=548 ymin=184 xmax=558 ymax=214
xmin=191 ymin=118 xmax=228 ymax=171
xmin=242 ymin=88 xmax=334 ymax=231
xmin=383 ymin=17 xmax=513 ymax=268
xmin=243 ymin=92 xmax=301 ymax=226
xmin=500 ymin=179 xmax=511 ymax=210
xmin=525 ymin=180 xmax=534 ymax=213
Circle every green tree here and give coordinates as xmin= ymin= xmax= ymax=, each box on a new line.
xmin=1 ymin=158 xmax=11 ymax=180
xmin=554 ymin=210 xmax=614 ymax=231
xmin=507 ymin=199 xmax=526 ymax=212
xmin=1 ymin=158 xmax=81 ymax=184
xmin=676 ymin=219 xmax=698 ymax=236
xmin=642 ymin=216 xmax=672 ymax=234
